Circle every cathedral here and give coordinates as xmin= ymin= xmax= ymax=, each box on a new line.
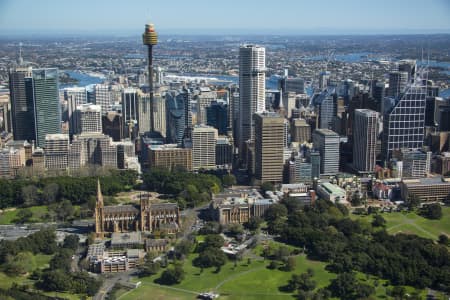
xmin=94 ymin=180 xmax=180 ymax=236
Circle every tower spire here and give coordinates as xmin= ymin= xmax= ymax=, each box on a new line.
xmin=96 ymin=178 xmax=103 ymax=207
xmin=18 ymin=42 xmax=23 ymax=66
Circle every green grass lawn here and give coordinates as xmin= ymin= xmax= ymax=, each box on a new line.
xmin=121 ymin=240 xmax=335 ymax=300
xmin=0 ymin=206 xmax=50 ymax=225
xmin=0 ymin=253 xmax=52 ymax=289
xmin=352 ymin=206 xmax=450 ymax=241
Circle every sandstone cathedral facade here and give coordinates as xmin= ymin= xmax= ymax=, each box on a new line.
xmin=94 ymin=180 xmax=180 ymax=236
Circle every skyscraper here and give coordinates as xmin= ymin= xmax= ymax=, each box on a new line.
xmin=74 ymin=103 xmax=102 ymax=134
xmin=382 ymin=84 xmax=427 ymax=160
xmin=44 ymin=134 xmax=69 ymax=171
xmin=238 ymin=45 xmax=265 ymax=159
xmin=94 ymin=84 xmax=112 ymax=113
xmin=206 ymin=100 xmax=228 ymax=135
xmin=254 ymin=112 xmax=284 ymax=183
xmin=312 ymin=129 xmax=340 ymax=175
xmin=9 ymin=67 xmax=34 ymax=141
xmin=25 ymin=68 xmax=61 ymax=147
xmin=121 ymin=88 xmax=139 ymax=139
xmin=388 ymin=71 xmax=409 ymax=98
xmin=138 ymin=92 xmax=151 ymax=134
xmin=192 ymin=125 xmax=217 ymax=170
xmin=353 ymin=109 xmax=378 ymax=172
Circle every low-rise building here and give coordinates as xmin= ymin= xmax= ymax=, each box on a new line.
xmin=400 ymin=177 xmax=450 ymax=203
xmin=145 ymin=239 xmax=169 ymax=253
xmin=110 ymin=232 xmax=143 ymax=249
xmin=87 ymin=243 xmax=143 ymax=273
xmin=316 ymin=182 xmax=348 ymax=204
xmin=210 ymin=188 xmax=276 ymax=225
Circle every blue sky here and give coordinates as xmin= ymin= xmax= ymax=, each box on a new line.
xmin=1 ymin=0 xmax=449 ymax=35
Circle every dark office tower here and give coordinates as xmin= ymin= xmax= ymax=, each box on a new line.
xmin=388 ymin=71 xmax=408 ymax=98
xmin=382 ymin=84 xmax=427 ymax=160
xmin=102 ymin=112 xmax=123 ymax=141
xmin=9 ymin=67 xmax=34 ymax=141
xmin=24 ymin=68 xmax=61 ymax=147
xmin=353 ymin=109 xmax=378 ymax=172
xmin=142 ymin=23 xmax=158 ymax=132
xmin=254 ymin=112 xmax=284 ymax=184
xmin=279 ymin=77 xmax=305 ymax=94
xmin=179 ymin=88 xmax=192 ymax=138
xmin=121 ymin=88 xmax=139 ymax=139
xmin=373 ymin=82 xmax=386 ymax=112
xmin=425 ymin=96 xmax=437 ymax=127
xmin=439 ymin=106 xmax=450 ymax=132
xmin=398 ymin=59 xmax=416 ymax=83
xmin=306 ymin=149 xmax=321 ymax=179
xmin=206 ymin=101 xmax=228 ymax=135
xmin=165 ymin=89 xmax=191 ymax=145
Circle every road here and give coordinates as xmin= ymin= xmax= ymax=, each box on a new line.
xmin=94 ymin=270 xmax=137 ymax=300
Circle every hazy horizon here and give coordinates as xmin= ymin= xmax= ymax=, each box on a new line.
xmin=1 ymin=0 xmax=449 ymax=37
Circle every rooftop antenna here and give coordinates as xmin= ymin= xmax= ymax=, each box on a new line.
xmin=18 ymin=42 xmax=23 ymax=66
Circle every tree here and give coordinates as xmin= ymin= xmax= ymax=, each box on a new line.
xmin=39 ymin=269 xmax=72 ymax=291
xmin=21 ymin=185 xmax=38 ymax=206
xmin=49 ymin=248 xmax=73 ymax=272
xmin=175 ymin=239 xmax=193 ymax=257
xmin=390 ymin=286 xmax=406 ymax=299
xmin=222 ymin=174 xmax=237 ymax=187
xmin=63 ymin=235 xmax=80 ymax=251
xmin=201 ymin=234 xmax=225 ymax=250
xmin=372 ymin=214 xmax=386 ymax=227
xmin=42 ymin=183 xmax=59 ymax=204
xmin=159 ymin=264 xmax=185 ymax=285
xmin=298 ymin=273 xmax=316 ymax=292
xmin=244 ymin=216 xmax=262 ymax=231
xmin=261 ymin=182 xmax=275 ymax=195
xmin=54 ymin=199 xmax=75 ymax=222
xmin=265 ymin=204 xmax=288 ymax=222
xmin=275 ymin=245 xmax=291 ymax=261
xmin=3 ymin=251 xmax=34 ymax=275
xmin=438 ymin=234 xmax=449 ymax=246
xmin=15 ymin=208 xmax=33 ymax=223
xmin=193 ymin=247 xmax=227 ymax=270
xmin=407 ymin=194 xmax=421 ymax=209
xmin=227 ymin=223 xmax=244 ymax=237
xmin=351 ymin=193 xmax=362 ymax=206
xmin=199 ymin=221 xmax=221 ymax=234
xmin=285 ymin=256 xmax=296 ymax=271
xmin=420 ymin=203 xmax=442 ymax=220
xmin=139 ymin=260 xmax=160 ymax=277
xmin=328 ymin=272 xmax=357 ymax=299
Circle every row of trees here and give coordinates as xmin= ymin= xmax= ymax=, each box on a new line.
xmin=36 ymin=235 xmax=102 ymax=296
xmin=0 ymin=169 xmax=138 ymax=208
xmin=142 ymin=168 xmax=222 ymax=208
xmin=0 ymin=228 xmax=57 ymax=265
xmin=265 ymin=199 xmax=450 ymax=292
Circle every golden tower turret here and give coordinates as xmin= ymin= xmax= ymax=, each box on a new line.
xmin=143 ymin=23 xmax=158 ymax=132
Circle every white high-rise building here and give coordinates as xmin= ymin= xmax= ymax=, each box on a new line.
xmin=44 ymin=134 xmax=69 ymax=171
xmin=64 ymin=87 xmax=87 ymax=106
xmin=94 ymin=84 xmax=112 ymax=113
xmin=353 ymin=109 xmax=378 ymax=172
xmin=312 ymin=129 xmax=340 ymax=175
xmin=74 ymin=103 xmax=102 ymax=134
xmin=192 ymin=125 xmax=218 ymax=170
xmin=238 ymin=45 xmax=265 ymax=159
